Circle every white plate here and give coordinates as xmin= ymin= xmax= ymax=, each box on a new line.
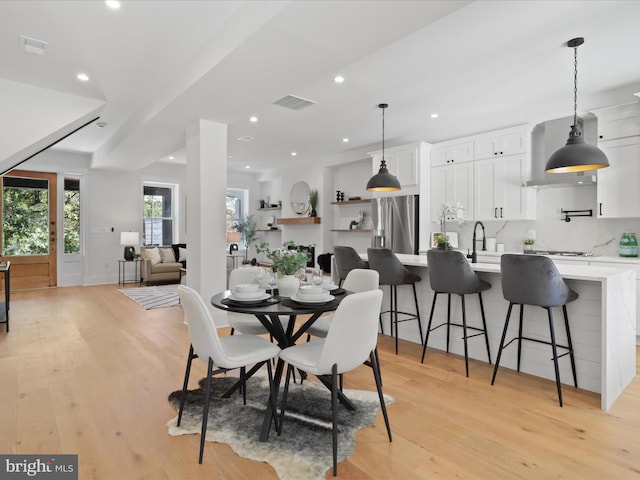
xmin=234 ymin=283 xmax=260 ymax=293
xmin=291 ymin=294 xmax=335 ymax=305
xmin=231 ymin=289 xmax=266 ymax=299
xmin=296 ymin=292 xmax=331 ymax=301
xmin=228 ymin=293 xmax=270 ymax=303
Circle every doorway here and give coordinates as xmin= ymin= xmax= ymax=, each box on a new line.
xmin=1 ymin=170 xmax=57 ymax=289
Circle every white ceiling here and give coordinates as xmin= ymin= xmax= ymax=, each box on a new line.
xmin=2 ymin=0 xmax=640 ymax=175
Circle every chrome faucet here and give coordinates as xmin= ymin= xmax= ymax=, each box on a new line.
xmin=470 ymin=221 xmax=486 ymax=263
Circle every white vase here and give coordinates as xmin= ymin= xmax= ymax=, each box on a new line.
xmin=278 ymin=275 xmax=300 ymax=298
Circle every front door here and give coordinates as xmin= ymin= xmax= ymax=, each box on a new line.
xmin=1 ymin=170 xmax=57 ymax=289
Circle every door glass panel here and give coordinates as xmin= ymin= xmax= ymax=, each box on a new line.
xmin=2 ymin=176 xmax=50 ymax=256
xmin=143 ymin=185 xmax=173 ymax=246
xmin=64 ymin=178 xmax=80 ymax=254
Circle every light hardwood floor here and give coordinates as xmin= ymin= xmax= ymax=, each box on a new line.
xmin=1 ymin=284 xmax=639 ymax=479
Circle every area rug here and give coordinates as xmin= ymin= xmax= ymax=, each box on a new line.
xmin=119 ymin=284 xmax=179 ymax=309
xmin=166 ymin=374 xmax=394 ymax=480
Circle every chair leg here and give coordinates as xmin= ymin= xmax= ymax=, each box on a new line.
xmin=393 ymin=285 xmax=399 ymax=355
xmin=517 ymin=304 xmax=524 ymax=372
xmin=478 ymin=292 xmax=492 ymax=364
xmin=240 ymin=367 xmax=247 ymax=405
xmin=446 ymin=293 xmax=452 ymax=353
xmin=178 ymin=344 xmax=195 ymax=427
xmin=563 ymin=305 xmax=578 ymax=388
xmin=547 ymin=307 xmax=564 ymax=407
xmin=331 ymin=363 xmax=339 ymax=477
xmin=461 ymin=294 xmax=469 ymax=378
xmin=370 ymin=350 xmax=392 ymax=442
xmin=420 ymin=292 xmax=438 ymax=363
xmin=492 ymin=302 xmax=514 ymax=385
xmin=412 ymin=283 xmax=423 ymax=345
xmin=230 ymin=327 xmax=235 ymax=336
xmin=373 ymin=347 xmax=383 ymax=387
xmin=199 ymin=357 xmax=214 ymax=464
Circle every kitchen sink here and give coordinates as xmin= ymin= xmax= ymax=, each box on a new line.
xmin=525 ymin=250 xmax=593 ymax=257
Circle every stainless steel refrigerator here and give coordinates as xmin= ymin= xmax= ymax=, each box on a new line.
xmin=371 ymin=195 xmax=419 ymax=255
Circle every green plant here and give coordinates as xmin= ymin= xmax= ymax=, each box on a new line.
xmin=309 ymin=189 xmax=319 ymax=210
xmin=523 ymin=238 xmax=535 ymax=246
xmin=256 ymin=241 xmax=311 ymax=276
xmin=437 ymin=201 xmax=464 ymax=250
xmin=233 ymin=215 xmax=258 ymax=260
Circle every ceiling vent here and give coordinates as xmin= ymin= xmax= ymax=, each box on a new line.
xmin=237 ymin=136 xmax=254 ymax=142
xmin=20 ymin=35 xmax=48 ymax=55
xmin=274 ymin=95 xmax=317 ymax=111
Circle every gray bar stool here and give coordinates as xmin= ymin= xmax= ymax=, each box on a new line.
xmin=367 ymin=247 xmax=423 ymax=354
xmin=491 ymin=254 xmax=578 ymax=407
xmin=421 ymin=249 xmax=492 ymax=377
xmin=333 ymin=246 xmax=369 ymax=287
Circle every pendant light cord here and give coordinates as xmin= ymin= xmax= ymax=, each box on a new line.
xmin=381 ymin=105 xmax=386 ymax=165
xmin=573 ymin=43 xmax=578 ymax=126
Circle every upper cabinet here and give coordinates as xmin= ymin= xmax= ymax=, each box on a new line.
xmin=474 ymin=130 xmax=528 ymax=160
xmin=429 ymin=126 xmax=534 ymax=222
xmin=430 ymin=141 xmax=473 ymax=167
xmin=597 ymin=136 xmax=640 ymax=218
xmin=369 ymin=142 xmax=429 ymax=196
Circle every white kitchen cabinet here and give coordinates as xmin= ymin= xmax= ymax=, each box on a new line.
xmin=430 ymin=162 xmax=474 ymax=222
xmin=474 ymin=154 xmax=532 ymax=220
xmin=430 ymin=141 xmax=473 ymax=167
xmin=596 ymin=136 xmax=640 ymax=218
xmin=369 ymin=142 xmax=429 ymax=195
xmin=474 ymin=129 xmax=528 ymax=160
xmin=593 ymin=102 xmax=640 ymax=142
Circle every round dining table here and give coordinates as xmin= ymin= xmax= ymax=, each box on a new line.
xmin=211 ymin=289 xmax=354 ymax=441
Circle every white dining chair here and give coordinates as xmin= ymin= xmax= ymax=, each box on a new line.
xmin=176 ymin=285 xmax=281 ymax=463
xmin=278 ymin=289 xmax=392 ymax=476
xmin=228 ymin=267 xmax=290 ymax=336
xmin=305 ymin=269 xmax=379 ymax=338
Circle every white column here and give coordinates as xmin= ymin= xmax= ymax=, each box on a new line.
xmin=185 ymin=119 xmax=227 ymax=298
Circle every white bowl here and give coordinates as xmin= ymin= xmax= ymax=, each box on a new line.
xmin=231 ymin=289 xmax=266 ymax=299
xmin=234 ymin=283 xmax=260 ymax=293
xmin=299 ymin=286 xmax=324 ymax=296
xmin=295 ymin=291 xmax=331 ymax=301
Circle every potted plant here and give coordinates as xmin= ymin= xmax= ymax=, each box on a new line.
xmin=309 ymin=188 xmax=319 ymax=217
xmin=350 ymin=220 xmax=359 ymax=230
xmin=256 ymin=241 xmax=312 ymax=297
xmin=233 ymin=215 xmax=258 ymax=261
xmin=437 ymin=201 xmax=465 ymax=251
xmin=523 ymin=238 xmax=535 ymax=253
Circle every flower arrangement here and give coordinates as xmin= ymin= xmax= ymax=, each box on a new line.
xmin=438 ymin=201 xmax=465 ymax=250
xmin=256 ymin=241 xmax=311 ymax=276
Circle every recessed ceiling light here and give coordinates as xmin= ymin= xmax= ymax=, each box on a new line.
xmin=291 ymin=152 xmax=297 ymax=156
xmin=168 ymin=156 xmax=174 ymax=160
xmin=228 ymin=155 xmax=234 ymax=159
xmin=249 ymin=116 xmax=258 ymax=123
xmin=245 ymin=165 xmax=250 ymax=169
xmin=430 ymin=113 xmax=439 ymax=119
xmin=237 ymin=136 xmax=254 ymax=142
xmin=77 ymin=73 xmax=89 ymax=82
xmin=105 ymin=1 xmax=121 ymax=9
xmin=342 ymin=138 xmax=350 ymax=143
xmin=334 ymin=75 xmax=345 ymax=84
xmin=95 ymin=121 xmax=107 ymax=128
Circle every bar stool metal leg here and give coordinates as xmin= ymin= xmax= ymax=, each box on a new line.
xmin=446 ymin=293 xmax=452 ymax=353
xmin=563 ymin=305 xmax=578 ymax=387
xmin=461 ymin=294 xmax=469 ymax=377
xmin=478 ymin=292 xmax=492 ymax=364
xmin=492 ymin=302 xmax=514 ymax=385
xmin=517 ymin=304 xmax=524 ymax=372
xmin=412 ymin=283 xmax=423 ymax=344
xmin=420 ymin=292 xmax=439 ymax=363
xmin=547 ymin=307 xmax=564 ymax=407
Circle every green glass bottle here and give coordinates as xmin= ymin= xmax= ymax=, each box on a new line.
xmin=630 ymin=232 xmax=638 ymax=257
xmin=619 ymin=232 xmax=632 ymax=257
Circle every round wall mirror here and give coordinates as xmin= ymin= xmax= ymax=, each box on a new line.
xmin=290 ymin=181 xmax=310 ymax=215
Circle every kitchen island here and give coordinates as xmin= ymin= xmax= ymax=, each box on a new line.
xmin=364 ymin=253 xmax=636 ymax=410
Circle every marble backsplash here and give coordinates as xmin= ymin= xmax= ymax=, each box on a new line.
xmin=435 ymin=186 xmax=640 ymax=257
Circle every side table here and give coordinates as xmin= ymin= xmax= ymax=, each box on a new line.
xmin=118 ymin=259 xmax=141 ymax=285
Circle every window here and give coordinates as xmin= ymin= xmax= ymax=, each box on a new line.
xmin=226 ymin=189 xmax=244 ymax=233
xmin=143 ymin=185 xmax=173 ymax=246
xmin=2 ymin=176 xmax=49 ymax=256
xmin=63 ymin=178 xmax=81 ymax=254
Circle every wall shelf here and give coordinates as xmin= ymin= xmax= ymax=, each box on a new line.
xmin=331 ymin=199 xmax=372 ymax=205
xmin=331 ymin=229 xmax=372 ymax=232
xmin=258 ymin=206 xmax=281 ymax=211
xmin=257 ymin=229 xmax=281 ymax=232
xmin=277 ymin=217 xmax=321 ymax=225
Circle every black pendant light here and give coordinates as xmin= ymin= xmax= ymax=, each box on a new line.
xmin=366 ymin=103 xmax=401 ymax=192
xmin=545 ymin=37 xmax=609 ymax=173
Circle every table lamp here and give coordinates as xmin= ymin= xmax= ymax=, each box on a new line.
xmin=121 ymin=231 xmax=139 ymax=261
xmin=227 ymin=231 xmax=241 ymax=255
